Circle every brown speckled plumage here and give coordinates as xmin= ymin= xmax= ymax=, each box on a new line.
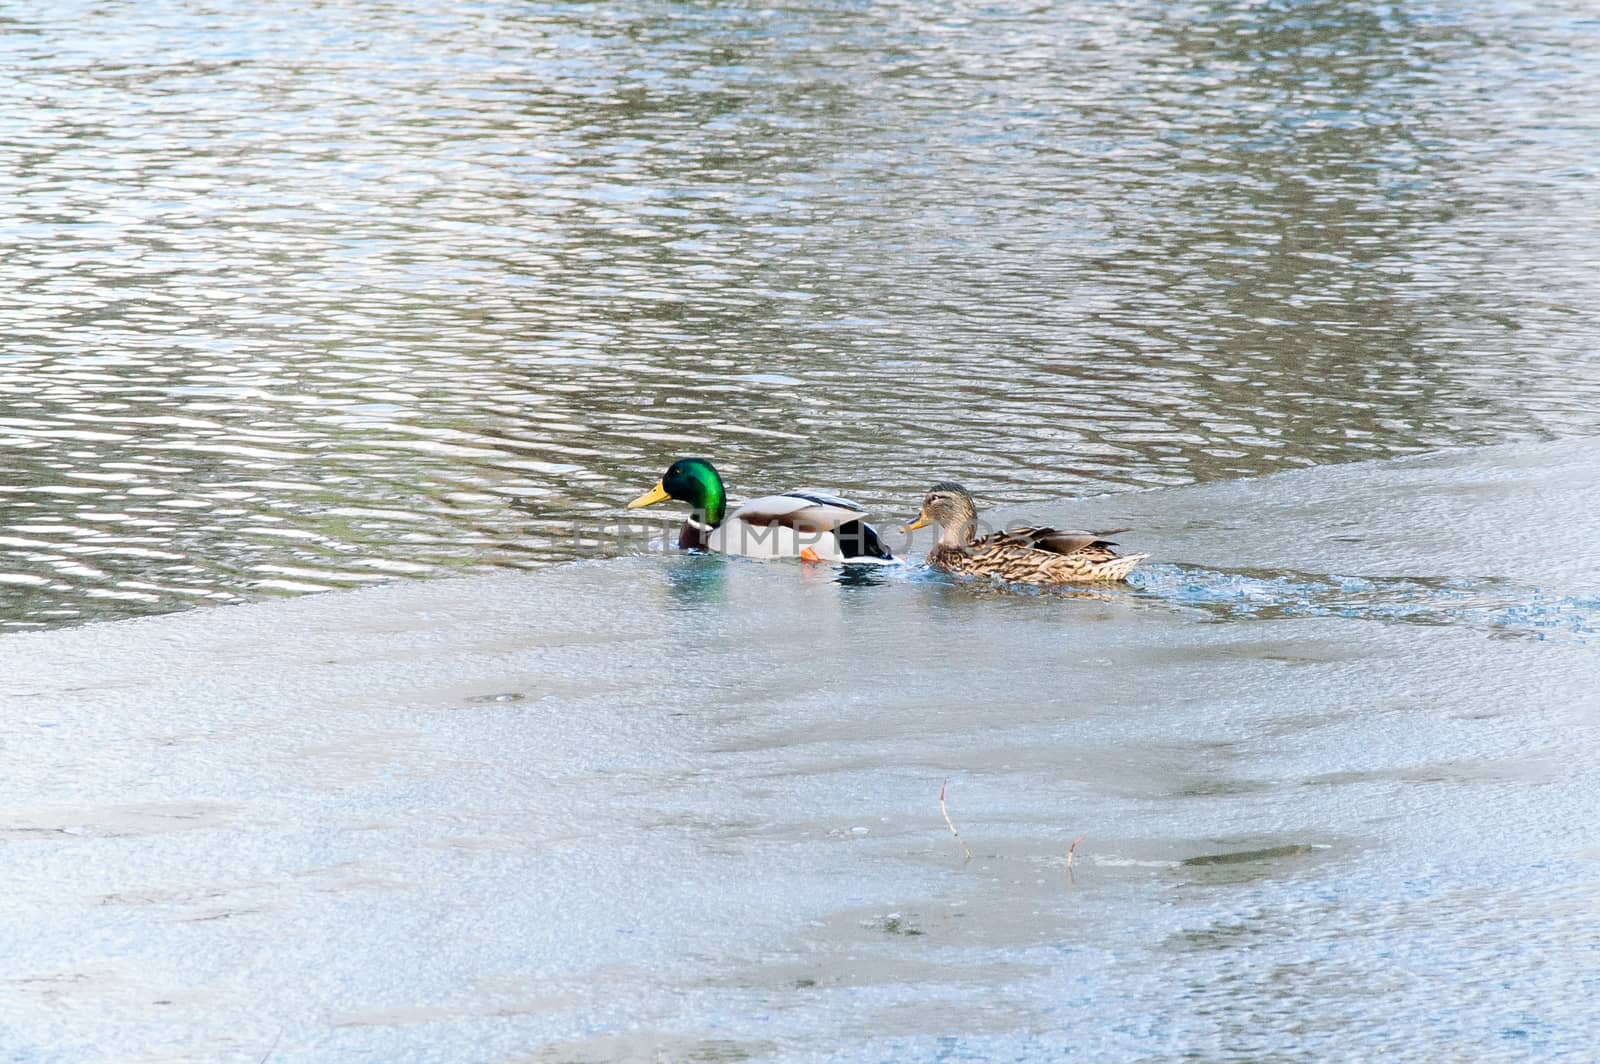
xmin=905 ymin=482 xmax=1147 ymax=586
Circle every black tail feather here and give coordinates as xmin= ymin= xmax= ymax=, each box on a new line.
xmin=835 ymin=519 xmax=894 ymax=560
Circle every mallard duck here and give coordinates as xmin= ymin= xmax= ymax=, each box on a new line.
xmin=901 ymin=481 xmax=1146 ymax=584
xmin=628 ymin=457 xmax=895 ymax=562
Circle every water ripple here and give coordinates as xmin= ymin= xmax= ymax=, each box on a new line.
xmin=1135 ymin=565 xmax=1598 ymax=641
xmin=4 ymin=0 xmax=1600 ymax=626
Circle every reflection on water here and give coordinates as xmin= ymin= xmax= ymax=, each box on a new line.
xmin=3 ymin=0 xmax=1600 ymax=627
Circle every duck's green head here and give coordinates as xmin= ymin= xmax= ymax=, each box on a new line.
xmin=627 ymin=457 xmax=726 ymax=525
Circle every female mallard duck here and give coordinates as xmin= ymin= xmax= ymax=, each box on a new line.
xmin=901 ymin=481 xmax=1146 ymax=584
xmin=628 ymin=457 xmax=895 ymax=562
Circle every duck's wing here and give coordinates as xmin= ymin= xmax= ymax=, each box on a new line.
xmin=988 ymin=526 xmax=1128 ymax=557
xmin=726 ymin=490 xmax=870 ymax=532
xmin=709 ymin=491 xmax=893 ymax=561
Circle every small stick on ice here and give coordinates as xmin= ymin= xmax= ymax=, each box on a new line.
xmin=939 ymin=778 xmax=973 ymax=863
xmin=1065 ymin=833 xmax=1086 ymax=882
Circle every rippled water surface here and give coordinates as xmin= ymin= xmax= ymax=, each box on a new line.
xmin=3 ymin=0 xmax=1600 ymax=627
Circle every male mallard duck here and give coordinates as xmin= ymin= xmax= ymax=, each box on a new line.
xmin=628 ymin=457 xmax=895 ymax=562
xmin=901 ymin=481 xmax=1146 ymax=584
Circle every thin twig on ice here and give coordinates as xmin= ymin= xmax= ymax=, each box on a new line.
xmin=939 ymin=777 xmax=973 ymax=863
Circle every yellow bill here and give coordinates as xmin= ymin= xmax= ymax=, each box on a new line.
xmin=899 ymin=512 xmax=929 ymax=533
xmin=628 ymin=481 xmax=671 ymax=509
